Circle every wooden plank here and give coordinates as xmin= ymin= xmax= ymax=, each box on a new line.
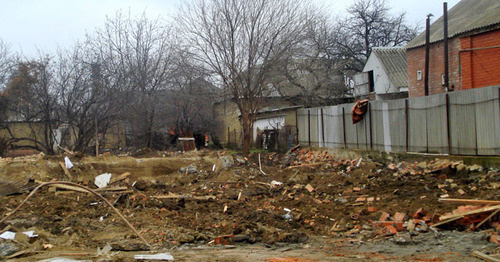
xmin=51 ymin=184 xmax=87 ymax=193
xmin=439 ymin=205 xmax=500 ymax=221
xmin=154 ymin=194 xmax=215 ymax=201
xmin=476 ymin=209 xmax=500 ymax=228
xmin=110 ymin=172 xmax=131 ymax=184
xmin=94 ymin=186 xmax=129 ymax=192
xmin=471 ymin=250 xmax=500 ymax=262
xmin=438 ymin=198 xmax=500 ymax=205
xmin=431 ymin=216 xmax=463 ymax=228
xmin=59 ymin=161 xmax=73 ymax=180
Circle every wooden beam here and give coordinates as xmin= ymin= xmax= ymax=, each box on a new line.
xmin=476 ymin=209 xmax=500 ymax=228
xmin=471 ymin=251 xmax=500 ymax=262
xmin=431 ymin=216 xmax=463 ymax=228
xmin=439 ymin=205 xmax=500 ymax=221
xmin=110 ymin=172 xmax=131 ymax=184
xmin=438 ymin=198 xmax=500 ymax=205
xmin=58 ymin=161 xmax=73 ymax=180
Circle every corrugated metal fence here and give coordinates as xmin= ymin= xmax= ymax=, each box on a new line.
xmin=297 ymin=85 xmax=500 ymax=155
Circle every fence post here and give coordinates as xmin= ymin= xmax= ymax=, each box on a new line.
xmin=295 ymin=110 xmax=299 ymax=144
xmin=445 ymin=94 xmax=451 ymax=154
xmin=320 ymin=108 xmax=325 ymax=148
xmin=307 ymin=110 xmax=311 ymax=147
xmin=405 ymin=99 xmax=409 ymax=152
xmin=368 ymin=103 xmax=373 ymax=150
xmin=342 ymin=107 xmax=347 ymax=149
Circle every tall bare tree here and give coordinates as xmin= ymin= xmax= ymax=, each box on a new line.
xmin=0 ymin=39 xmax=17 ymax=127
xmin=164 ymin=50 xmax=218 ymax=135
xmin=4 ymin=56 xmax=59 ymax=154
xmin=333 ymin=0 xmax=419 ymax=73
xmin=55 ymin=44 xmax=123 ymax=153
xmin=269 ymin=14 xmax=351 ymax=107
xmin=86 ymin=12 xmax=176 ymax=148
xmin=179 ymin=0 xmax=313 ymax=154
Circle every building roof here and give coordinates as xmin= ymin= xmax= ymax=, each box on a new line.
xmin=367 ymin=47 xmax=408 ymax=88
xmin=406 ymin=0 xmax=500 ymax=49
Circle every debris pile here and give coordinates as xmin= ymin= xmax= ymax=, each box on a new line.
xmin=0 ymin=149 xmax=498 ymax=260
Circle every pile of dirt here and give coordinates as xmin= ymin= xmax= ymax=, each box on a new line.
xmin=0 ymin=148 xmax=498 ymax=260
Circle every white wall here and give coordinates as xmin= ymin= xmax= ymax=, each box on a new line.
xmin=253 ymin=116 xmax=284 ymax=141
xmin=353 ymin=72 xmax=370 ymax=96
xmin=363 ymin=54 xmax=399 ymax=97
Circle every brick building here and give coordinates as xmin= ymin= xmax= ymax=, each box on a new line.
xmin=406 ymin=0 xmax=500 ymax=97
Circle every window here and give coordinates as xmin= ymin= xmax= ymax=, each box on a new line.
xmin=367 ymin=70 xmax=375 ymax=92
xmin=417 ymin=70 xmax=422 ymax=80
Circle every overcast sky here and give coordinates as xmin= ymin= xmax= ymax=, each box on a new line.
xmin=0 ymin=0 xmax=460 ymax=57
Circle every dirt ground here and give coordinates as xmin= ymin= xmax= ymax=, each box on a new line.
xmin=0 ymin=148 xmax=498 ymax=261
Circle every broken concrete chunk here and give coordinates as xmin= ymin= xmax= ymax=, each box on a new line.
xmin=0 ymin=241 xmax=20 ymax=258
xmin=220 ymin=156 xmax=234 ymax=169
xmin=468 ymin=164 xmax=483 ymax=172
xmin=179 ymin=165 xmax=197 ymax=174
xmin=393 ymin=232 xmax=412 ymax=245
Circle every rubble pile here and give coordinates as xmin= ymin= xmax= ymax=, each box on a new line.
xmin=0 ymin=149 xmax=498 ymax=260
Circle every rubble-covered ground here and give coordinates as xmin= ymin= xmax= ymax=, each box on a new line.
xmin=0 ymin=148 xmax=498 ymax=261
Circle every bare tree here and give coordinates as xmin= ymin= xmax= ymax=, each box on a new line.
xmin=86 ymin=11 xmax=176 ymax=148
xmin=179 ymin=0 xmax=313 ymax=154
xmin=334 ymin=0 xmax=419 ymax=73
xmin=4 ymin=56 xmax=60 ymax=154
xmin=269 ymin=14 xmax=351 ymax=107
xmin=55 ymin=44 xmax=123 ymax=153
xmin=0 ymin=39 xmax=17 ymax=127
xmin=164 ymin=50 xmax=219 ymax=135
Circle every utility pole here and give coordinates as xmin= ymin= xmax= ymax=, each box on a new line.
xmin=424 ymin=13 xmax=433 ymax=96
xmin=443 ymin=2 xmax=449 ymax=91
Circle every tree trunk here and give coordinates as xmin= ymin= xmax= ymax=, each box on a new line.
xmin=241 ymin=112 xmax=251 ymax=155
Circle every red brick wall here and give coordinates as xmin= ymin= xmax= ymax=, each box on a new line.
xmin=408 ymin=28 xmax=500 ymax=97
xmin=407 ymin=37 xmax=460 ymax=97
xmin=460 ymin=30 xmax=500 ymax=89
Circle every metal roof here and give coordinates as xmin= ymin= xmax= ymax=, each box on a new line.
xmin=369 ymin=47 xmax=408 ymax=88
xmin=406 ymin=0 xmax=500 ymax=49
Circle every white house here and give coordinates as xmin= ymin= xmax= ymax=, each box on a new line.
xmin=353 ymin=47 xmax=408 ymax=100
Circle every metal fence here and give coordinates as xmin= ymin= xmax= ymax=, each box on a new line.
xmin=297 ymin=85 xmax=500 ymax=156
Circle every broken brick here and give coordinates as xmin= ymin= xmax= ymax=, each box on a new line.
xmin=490 ymin=233 xmax=498 ymax=244
xmin=393 ymin=212 xmax=407 ymax=223
xmin=367 ymin=206 xmax=377 ymax=213
xmin=305 ymin=184 xmax=314 ymax=193
xmin=214 ymin=235 xmax=235 ymax=245
xmin=355 ymin=197 xmax=366 ymax=202
xmin=384 ymin=225 xmax=398 ymax=235
xmin=379 ymin=212 xmax=390 ymax=222
xmin=353 ymin=187 xmax=361 ymax=192
xmin=373 ymin=221 xmax=404 ymax=231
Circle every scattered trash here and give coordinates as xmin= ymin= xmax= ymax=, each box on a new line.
xmin=64 ymin=156 xmax=73 ymax=169
xmin=283 ymin=208 xmax=293 ymax=221
xmin=134 ymin=253 xmax=174 ymax=261
xmin=0 ymin=231 xmax=38 ymax=240
xmin=271 ymin=180 xmax=283 ymax=188
xmin=94 ymin=173 xmax=112 ymax=188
